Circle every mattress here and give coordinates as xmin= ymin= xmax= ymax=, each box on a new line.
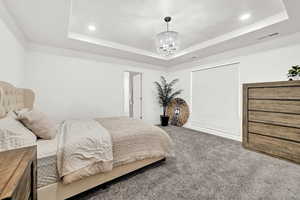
xmin=37 ymin=155 xmax=58 ymax=188
xmin=37 ymin=137 xmax=59 ymax=188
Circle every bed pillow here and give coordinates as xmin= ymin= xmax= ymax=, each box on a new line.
xmin=17 ymin=109 xmax=57 ymax=140
xmin=0 ymin=115 xmax=37 ymax=152
xmin=7 ymin=111 xmax=18 ymax=119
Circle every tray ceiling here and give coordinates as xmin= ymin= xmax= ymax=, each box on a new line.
xmin=3 ymin=0 xmax=300 ymax=67
xmin=70 ymin=0 xmax=284 ymax=52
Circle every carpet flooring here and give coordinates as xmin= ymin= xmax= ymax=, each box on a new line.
xmin=72 ymin=126 xmax=300 ymax=200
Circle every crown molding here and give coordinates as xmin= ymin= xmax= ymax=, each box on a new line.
xmin=68 ymin=0 xmax=170 ymax=61
xmin=68 ymin=0 xmax=288 ymax=62
xmin=2 ymin=0 xmax=294 ymax=68
xmin=28 ymin=43 xmax=167 ymax=71
xmin=68 ymin=32 xmax=170 ymax=61
xmin=171 ymin=11 xmax=289 ymax=59
xmin=168 ymin=31 xmax=300 ymax=72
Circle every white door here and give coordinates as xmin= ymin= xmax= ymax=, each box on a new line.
xmin=132 ymin=73 xmax=142 ymax=119
xmin=123 ymin=72 xmax=130 ymax=117
xmin=191 ymin=63 xmax=240 ymax=137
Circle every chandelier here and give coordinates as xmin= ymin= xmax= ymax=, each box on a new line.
xmin=156 ymin=16 xmax=180 ymax=57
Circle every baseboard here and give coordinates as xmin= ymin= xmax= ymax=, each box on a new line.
xmin=185 ymin=123 xmax=242 ymax=142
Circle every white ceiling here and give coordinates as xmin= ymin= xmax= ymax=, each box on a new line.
xmin=3 ymin=0 xmax=300 ymax=68
xmin=70 ymin=0 xmax=284 ymax=52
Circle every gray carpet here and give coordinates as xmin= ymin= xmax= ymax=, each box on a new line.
xmin=72 ymin=126 xmax=300 ymax=200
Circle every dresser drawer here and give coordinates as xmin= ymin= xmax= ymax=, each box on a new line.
xmin=248 ymin=122 xmax=300 ymax=142
xmin=248 ymin=99 xmax=300 ymax=114
xmin=248 ymin=86 xmax=300 ymax=100
xmin=249 ymin=111 xmax=300 ymax=128
xmin=12 ymin=164 xmax=31 ymax=200
xmin=248 ymin=133 xmax=300 ymax=163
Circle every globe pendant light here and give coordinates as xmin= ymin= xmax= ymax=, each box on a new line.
xmin=156 ymin=16 xmax=180 ymax=57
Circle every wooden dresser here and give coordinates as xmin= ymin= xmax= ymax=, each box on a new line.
xmin=243 ymin=80 xmax=300 ymax=164
xmin=0 ymin=146 xmax=37 ymax=200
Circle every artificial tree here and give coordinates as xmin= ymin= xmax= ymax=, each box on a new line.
xmin=154 ymin=76 xmax=183 ymax=126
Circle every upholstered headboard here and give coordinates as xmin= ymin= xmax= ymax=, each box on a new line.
xmin=0 ymin=81 xmax=35 ymax=119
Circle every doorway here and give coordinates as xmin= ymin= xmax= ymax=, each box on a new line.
xmin=123 ymin=71 xmax=142 ymax=119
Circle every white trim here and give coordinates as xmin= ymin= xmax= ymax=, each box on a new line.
xmin=2 ymin=0 xmax=293 ymax=65
xmin=2 ymin=0 xmax=294 ymax=66
xmin=67 ymin=1 xmax=288 ymax=62
xmin=28 ymin=43 xmax=166 ymax=71
xmin=122 ymin=71 xmax=143 ymax=119
xmin=189 ymin=71 xmax=193 ymax=124
xmin=68 ymin=32 xmax=169 ymax=60
xmin=189 ymin=62 xmax=242 ymax=142
xmin=171 ymin=11 xmax=288 ymax=59
xmin=68 ymin=0 xmax=167 ymax=61
xmin=186 ymin=123 xmax=242 ymax=142
xmin=140 ymin=73 xmax=143 ymax=119
xmin=191 ymin=62 xmax=240 ymax=72
xmin=68 ymin=10 xmax=288 ymax=61
xmin=169 ymin=31 xmax=300 ymax=72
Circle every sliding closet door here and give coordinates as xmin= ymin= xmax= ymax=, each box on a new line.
xmin=191 ymin=64 xmax=240 ymax=137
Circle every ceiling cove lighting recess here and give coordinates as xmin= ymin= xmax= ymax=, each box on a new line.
xmin=239 ymin=13 xmax=251 ymax=21
xmin=257 ymin=32 xmax=280 ymax=40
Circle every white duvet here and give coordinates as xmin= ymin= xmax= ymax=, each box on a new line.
xmin=56 ymin=117 xmax=173 ymax=184
xmin=57 ymin=120 xmax=113 ymax=180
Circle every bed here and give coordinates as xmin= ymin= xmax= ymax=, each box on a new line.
xmin=0 ymin=81 xmax=173 ymax=200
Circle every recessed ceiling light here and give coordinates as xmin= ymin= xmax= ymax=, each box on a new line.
xmin=88 ymin=24 xmax=96 ymax=32
xmin=239 ymin=13 xmax=251 ymax=21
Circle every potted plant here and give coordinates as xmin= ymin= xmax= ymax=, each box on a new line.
xmin=287 ymin=65 xmax=300 ymax=80
xmin=154 ymin=76 xmax=183 ymax=126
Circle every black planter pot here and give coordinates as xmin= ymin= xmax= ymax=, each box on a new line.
xmin=160 ymin=115 xmax=170 ymax=126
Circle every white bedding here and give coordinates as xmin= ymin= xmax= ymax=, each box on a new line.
xmin=37 ymin=136 xmax=58 ymax=159
xmin=57 ymin=120 xmax=113 ymax=182
xmin=0 ymin=115 xmax=36 ymax=152
xmin=36 ymin=117 xmax=173 ymax=186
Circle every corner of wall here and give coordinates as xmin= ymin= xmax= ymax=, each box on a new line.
xmin=0 ymin=2 xmax=28 ymax=86
xmin=0 ymin=1 xmax=28 ymax=49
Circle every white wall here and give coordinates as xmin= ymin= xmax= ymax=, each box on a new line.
xmin=0 ymin=15 xmax=25 ymax=85
xmin=168 ymin=32 xmax=300 ymax=141
xmin=24 ymin=49 xmax=165 ymax=124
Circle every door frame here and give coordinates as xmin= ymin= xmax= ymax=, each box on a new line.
xmin=123 ymin=71 xmax=143 ymax=119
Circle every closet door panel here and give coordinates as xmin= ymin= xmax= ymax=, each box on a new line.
xmin=192 ymin=64 xmax=240 ymax=136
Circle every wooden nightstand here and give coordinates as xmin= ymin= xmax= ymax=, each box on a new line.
xmin=0 ymin=146 xmax=37 ymax=200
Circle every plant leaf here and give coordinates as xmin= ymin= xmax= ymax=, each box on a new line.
xmin=154 ymin=76 xmax=183 ymax=113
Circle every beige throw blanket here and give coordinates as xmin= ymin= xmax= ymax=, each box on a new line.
xmin=58 ymin=117 xmax=173 ymax=184
xmin=96 ymin=117 xmax=174 ymax=166
xmin=57 ymin=120 xmax=113 ymax=181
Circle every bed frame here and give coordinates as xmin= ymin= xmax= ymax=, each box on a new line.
xmin=38 ymin=157 xmax=165 ymax=200
xmin=0 ymin=81 xmax=166 ymax=200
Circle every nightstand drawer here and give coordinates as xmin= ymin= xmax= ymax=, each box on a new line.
xmin=12 ymin=164 xmax=31 ymax=200
xmin=0 ymin=146 xmax=37 ymax=200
